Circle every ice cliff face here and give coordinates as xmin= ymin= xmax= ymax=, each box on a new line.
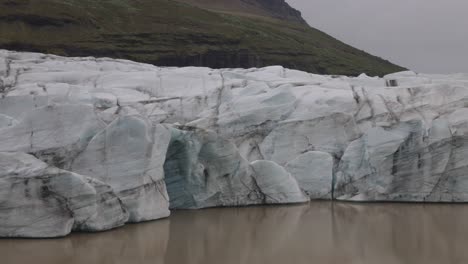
xmin=1 ymin=50 xmax=468 ymax=237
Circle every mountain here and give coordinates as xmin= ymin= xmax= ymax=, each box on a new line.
xmin=0 ymin=0 xmax=405 ymax=76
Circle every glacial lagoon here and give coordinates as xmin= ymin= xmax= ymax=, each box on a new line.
xmin=3 ymin=202 xmax=468 ymax=264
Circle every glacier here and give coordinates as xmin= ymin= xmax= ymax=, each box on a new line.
xmin=1 ymin=50 xmax=468 ymax=237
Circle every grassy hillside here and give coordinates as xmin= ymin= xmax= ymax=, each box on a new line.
xmin=0 ymin=0 xmax=405 ymax=76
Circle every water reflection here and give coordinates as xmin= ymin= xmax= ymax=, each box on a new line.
xmin=2 ymin=219 xmax=170 ymax=264
xmin=2 ymin=202 xmax=468 ymax=264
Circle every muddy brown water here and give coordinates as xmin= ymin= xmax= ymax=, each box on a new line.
xmin=2 ymin=202 xmax=468 ymax=264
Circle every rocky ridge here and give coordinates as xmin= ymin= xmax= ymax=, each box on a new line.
xmin=1 ymin=50 xmax=468 ymax=237
xmin=175 ymin=0 xmax=307 ymax=24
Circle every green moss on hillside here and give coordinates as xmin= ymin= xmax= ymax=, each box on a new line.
xmin=0 ymin=0 xmax=405 ymax=76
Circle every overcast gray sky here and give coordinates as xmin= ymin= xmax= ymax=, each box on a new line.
xmin=287 ymin=0 xmax=468 ymax=73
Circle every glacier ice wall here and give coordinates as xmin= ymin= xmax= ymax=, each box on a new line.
xmin=2 ymin=50 xmax=468 ymax=237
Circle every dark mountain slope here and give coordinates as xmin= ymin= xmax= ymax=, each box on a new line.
xmin=0 ymin=0 xmax=405 ymax=76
